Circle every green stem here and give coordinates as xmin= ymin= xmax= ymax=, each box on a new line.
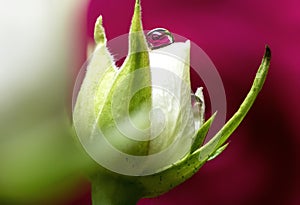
xmin=91 ymin=173 xmax=141 ymax=205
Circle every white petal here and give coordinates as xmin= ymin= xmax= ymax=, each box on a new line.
xmin=148 ymin=41 xmax=195 ymax=163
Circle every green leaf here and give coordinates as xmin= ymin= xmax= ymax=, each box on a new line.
xmin=190 ymin=112 xmax=217 ymax=154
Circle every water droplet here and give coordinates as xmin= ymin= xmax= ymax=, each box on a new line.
xmin=146 ymin=28 xmax=174 ymax=50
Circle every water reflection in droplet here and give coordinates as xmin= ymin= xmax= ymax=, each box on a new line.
xmin=146 ymin=28 xmax=174 ymax=50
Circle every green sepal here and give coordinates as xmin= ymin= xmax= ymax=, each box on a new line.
xmin=190 ymin=112 xmax=217 ymax=154
xmin=207 ymin=143 xmax=229 ymax=161
xmin=92 ymin=0 xmax=151 ymax=156
xmin=197 ymin=46 xmax=271 ymax=161
xmin=94 ymin=15 xmax=106 ymax=45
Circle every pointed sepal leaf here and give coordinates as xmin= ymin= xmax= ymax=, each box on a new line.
xmin=198 ymin=46 xmax=271 ymax=160
xmin=208 ymin=143 xmax=229 ymax=161
xmin=92 ymin=0 xmax=151 ymax=156
xmin=190 ymin=112 xmax=217 ymax=154
xmin=94 ymin=15 xmax=106 ymax=45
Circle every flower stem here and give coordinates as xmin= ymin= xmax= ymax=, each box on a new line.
xmin=91 ymin=173 xmax=141 ymax=205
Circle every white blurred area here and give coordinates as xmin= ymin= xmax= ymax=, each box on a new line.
xmin=0 ymin=0 xmax=85 ymax=119
xmin=0 ymin=0 xmax=90 ymax=202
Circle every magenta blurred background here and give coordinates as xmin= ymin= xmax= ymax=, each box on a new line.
xmin=65 ymin=0 xmax=300 ymax=204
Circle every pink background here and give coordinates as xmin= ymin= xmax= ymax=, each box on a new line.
xmin=71 ymin=0 xmax=300 ymax=204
